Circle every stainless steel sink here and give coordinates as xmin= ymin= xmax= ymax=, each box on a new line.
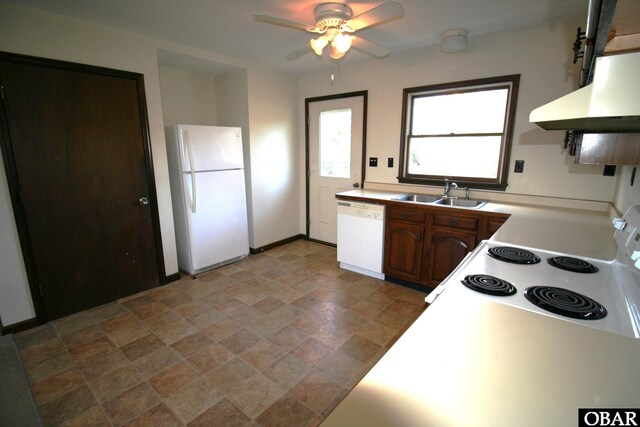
xmin=434 ymin=198 xmax=487 ymax=208
xmin=395 ymin=194 xmax=442 ymax=203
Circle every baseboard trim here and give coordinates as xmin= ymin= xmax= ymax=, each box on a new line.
xmin=164 ymin=272 xmax=181 ymax=284
xmin=307 ymin=238 xmax=336 ymax=248
xmin=385 ymin=275 xmax=432 ymax=294
xmin=250 ymin=234 xmax=307 ymax=254
xmin=1 ymin=317 xmax=39 ymax=336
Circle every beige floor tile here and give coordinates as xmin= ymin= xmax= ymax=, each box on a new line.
xmin=239 ymin=339 xmax=285 ymax=370
xmin=102 ymin=382 xmax=161 ymax=426
xmin=261 ymin=353 xmax=313 ymax=389
xmin=133 ymin=346 xmax=182 ymax=379
xmin=206 ymin=357 xmax=257 ymax=395
xmin=61 ymin=325 xmax=105 ymax=349
xmin=31 ymin=368 xmax=86 ymax=405
xmin=26 ymin=350 xmax=75 ymax=384
xmin=119 ymin=333 xmax=164 ymax=362
xmin=289 ymin=370 xmax=345 ymax=413
xmin=255 ymin=394 xmax=317 ymax=427
xmin=59 ymin=405 xmax=110 ymax=427
xmin=90 ymin=364 xmax=142 ymax=403
xmin=289 ymin=337 xmax=333 ymax=366
xmin=164 ymin=378 xmax=223 ymax=424
xmin=220 ymin=328 xmax=262 ymax=354
xmin=187 ymin=343 xmax=232 ymax=374
xmin=225 ymin=373 xmax=285 ymax=418
xmin=188 ymin=398 xmax=250 ymax=426
xmin=170 ymin=332 xmax=213 ymax=357
xmin=124 ymin=403 xmax=182 ymax=426
xmin=39 ymin=384 xmax=97 ymax=426
xmin=148 ymin=360 xmax=201 ymax=398
xmin=77 ymin=348 xmax=129 ymax=381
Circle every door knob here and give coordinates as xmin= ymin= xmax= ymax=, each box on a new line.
xmin=139 ymin=197 xmax=149 ymax=205
xmin=353 ymin=182 xmax=360 ymax=188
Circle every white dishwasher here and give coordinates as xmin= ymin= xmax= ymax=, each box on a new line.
xmin=337 ymin=201 xmax=385 ymax=280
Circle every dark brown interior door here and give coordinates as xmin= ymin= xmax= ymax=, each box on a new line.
xmin=0 ymin=55 xmax=163 ymax=321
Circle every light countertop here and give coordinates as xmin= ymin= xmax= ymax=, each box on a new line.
xmin=322 ymin=286 xmax=640 ymax=427
xmin=336 ymin=189 xmax=617 ymax=260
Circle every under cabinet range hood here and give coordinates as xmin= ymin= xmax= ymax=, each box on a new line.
xmin=530 ymin=52 xmax=640 ymax=132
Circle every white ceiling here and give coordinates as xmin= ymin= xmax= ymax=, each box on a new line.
xmin=7 ymin=0 xmax=588 ymax=74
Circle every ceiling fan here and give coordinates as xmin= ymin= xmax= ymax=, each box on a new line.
xmin=254 ymin=1 xmax=404 ymax=61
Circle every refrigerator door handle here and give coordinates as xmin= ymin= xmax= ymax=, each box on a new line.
xmin=183 ymin=129 xmax=197 ymax=213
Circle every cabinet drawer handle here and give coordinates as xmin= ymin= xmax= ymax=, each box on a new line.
xmin=401 ymin=213 xmax=411 ymax=219
xmin=448 ymin=219 xmax=459 ymax=226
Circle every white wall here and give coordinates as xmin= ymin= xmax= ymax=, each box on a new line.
xmin=246 ymin=69 xmax=301 ymax=248
xmin=158 ymin=66 xmax=218 ymax=127
xmin=614 ymin=166 xmax=640 ymax=214
xmin=298 ymin=21 xmax=617 ymax=205
xmin=215 ymin=71 xmax=255 ymax=245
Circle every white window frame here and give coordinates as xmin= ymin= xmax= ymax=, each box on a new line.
xmin=399 ymin=75 xmax=520 ymax=190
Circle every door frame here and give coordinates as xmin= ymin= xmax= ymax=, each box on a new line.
xmin=304 ymin=90 xmax=368 ymax=241
xmin=0 ymin=51 xmax=166 ymax=323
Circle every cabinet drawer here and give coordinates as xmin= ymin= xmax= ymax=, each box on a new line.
xmin=433 ymin=214 xmax=478 ymax=231
xmin=388 ymin=207 xmax=426 ymax=223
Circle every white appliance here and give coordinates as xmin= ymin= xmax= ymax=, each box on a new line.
xmin=166 ymin=124 xmax=249 ymax=276
xmin=427 ymin=205 xmax=640 ymax=340
xmin=337 ymin=201 xmax=385 ymax=280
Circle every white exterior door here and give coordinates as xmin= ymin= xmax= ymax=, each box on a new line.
xmin=308 ymin=94 xmax=365 ymax=244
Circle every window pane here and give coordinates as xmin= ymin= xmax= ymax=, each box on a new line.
xmin=320 ymin=108 xmax=352 ymax=178
xmin=411 ymin=88 xmax=508 ymax=135
xmin=407 ymin=136 xmax=502 ymax=178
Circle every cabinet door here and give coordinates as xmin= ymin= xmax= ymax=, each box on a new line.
xmin=384 ymin=219 xmax=425 ymax=282
xmin=427 ymin=228 xmax=476 ymax=285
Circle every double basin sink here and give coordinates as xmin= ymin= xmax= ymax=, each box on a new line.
xmin=394 ymin=193 xmax=488 ymax=209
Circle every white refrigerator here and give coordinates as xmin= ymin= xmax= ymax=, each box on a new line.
xmin=166 ymin=124 xmax=249 ymax=275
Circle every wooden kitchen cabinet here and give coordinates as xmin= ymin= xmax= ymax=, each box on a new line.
xmin=384 ymin=206 xmax=427 ymax=283
xmin=425 ymin=227 xmax=476 ymax=286
xmin=382 ymin=202 xmax=509 ymax=289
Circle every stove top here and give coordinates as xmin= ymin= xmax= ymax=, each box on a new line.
xmin=441 ymin=240 xmax=639 ymax=338
xmin=428 ymin=206 xmax=640 ymax=339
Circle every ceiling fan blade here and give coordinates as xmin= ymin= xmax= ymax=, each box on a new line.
xmin=254 ymin=14 xmax=312 ymax=32
xmin=351 ymin=36 xmax=392 ymax=58
xmin=347 ymin=1 xmax=404 ymax=32
xmin=285 ymin=45 xmax=312 ymax=60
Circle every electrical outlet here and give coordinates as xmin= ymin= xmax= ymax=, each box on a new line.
xmin=369 ymin=157 xmax=378 ymax=167
xmin=514 ymin=160 xmax=525 ymax=173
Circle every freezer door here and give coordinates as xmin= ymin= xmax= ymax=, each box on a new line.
xmin=182 ymin=169 xmax=249 ymax=273
xmin=178 ymin=124 xmax=244 ymax=172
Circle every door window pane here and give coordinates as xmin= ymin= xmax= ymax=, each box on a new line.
xmin=320 ymin=108 xmax=352 ymax=178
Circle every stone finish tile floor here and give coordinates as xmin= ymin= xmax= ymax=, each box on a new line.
xmin=15 ymin=240 xmax=427 ymax=426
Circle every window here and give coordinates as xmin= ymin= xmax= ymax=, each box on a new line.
xmin=399 ymin=75 xmax=520 ymax=190
xmin=319 ymin=108 xmax=352 ymax=178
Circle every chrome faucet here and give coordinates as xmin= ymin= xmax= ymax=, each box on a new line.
xmin=443 ymin=178 xmax=458 ymax=199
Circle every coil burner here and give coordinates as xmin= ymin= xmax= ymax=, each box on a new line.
xmin=461 ymin=274 xmax=517 ymax=297
xmin=487 ymin=246 xmax=541 ymax=265
xmin=547 ymin=256 xmax=599 ymax=274
xmin=524 ymin=286 xmax=607 ymax=320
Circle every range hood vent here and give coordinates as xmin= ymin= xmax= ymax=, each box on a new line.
xmin=530 ymin=52 xmax=640 ymax=132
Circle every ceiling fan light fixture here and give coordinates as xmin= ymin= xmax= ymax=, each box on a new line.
xmin=329 ymin=44 xmax=346 ymax=60
xmin=332 ymin=31 xmax=353 ymax=54
xmin=311 ymin=36 xmax=329 ymax=55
